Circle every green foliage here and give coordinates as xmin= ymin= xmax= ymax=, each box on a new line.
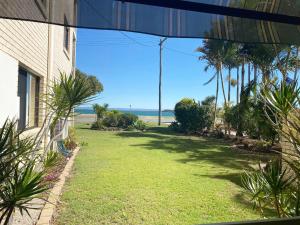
xmin=242 ymin=160 xmax=298 ymax=217
xmin=102 ymin=110 xmax=122 ymax=127
xmin=242 ymin=81 xmax=300 ymax=218
xmin=134 ymin=120 xmax=147 ymax=131
xmin=92 ymin=109 xmax=138 ymax=130
xmin=43 ymin=150 xmax=60 ymax=169
xmin=174 ymin=97 xmax=215 ymax=133
xmin=118 ymin=113 xmax=138 ymax=128
xmin=224 ymin=85 xmax=277 ymax=142
xmin=93 ymin=103 xmax=109 ymax=120
xmin=64 ymin=126 xmax=77 ymax=151
xmin=75 ymin=69 xmax=103 ymax=95
xmin=0 ymin=164 xmax=48 ymax=224
xmin=46 ymin=72 xmax=97 ymax=151
xmin=0 ymin=120 xmax=48 ymax=224
xmin=91 ymin=120 xmax=105 ymax=130
xmin=0 ymin=120 xmax=34 ymax=184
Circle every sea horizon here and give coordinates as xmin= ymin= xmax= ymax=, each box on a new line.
xmin=75 ymin=107 xmax=175 ymax=117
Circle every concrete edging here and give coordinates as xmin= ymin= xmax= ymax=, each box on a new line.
xmin=36 ymin=147 xmax=80 ymax=225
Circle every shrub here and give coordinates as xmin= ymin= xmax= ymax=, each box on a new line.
xmin=168 ymin=121 xmax=181 ymax=132
xmin=174 ymin=97 xmax=214 ymax=133
xmin=103 ymin=110 xmax=122 ymax=127
xmin=93 ymin=103 xmax=109 ymax=120
xmin=224 ymin=98 xmax=277 ymax=142
xmin=118 ymin=113 xmax=138 ymax=128
xmin=134 ymin=120 xmax=147 ymax=131
xmin=175 ymin=98 xmax=201 ymax=133
xmin=92 ymin=110 xmax=139 ymax=130
xmin=64 ymin=127 xmax=77 ymax=150
xmin=91 ymin=120 xmax=105 ymax=130
xmin=43 ymin=150 xmax=60 ymax=169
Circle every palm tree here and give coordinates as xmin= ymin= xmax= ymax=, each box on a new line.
xmin=93 ymin=103 xmax=109 ymax=120
xmin=223 ymin=43 xmax=239 ymax=104
xmin=196 ymin=40 xmax=228 ymax=127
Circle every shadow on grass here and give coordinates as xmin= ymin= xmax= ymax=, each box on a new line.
xmin=116 ymin=127 xmax=274 ymax=212
xmin=116 ymin=127 xmax=271 ymax=172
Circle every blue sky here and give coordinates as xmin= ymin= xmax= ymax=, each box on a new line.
xmin=76 ymin=28 xmax=237 ymax=110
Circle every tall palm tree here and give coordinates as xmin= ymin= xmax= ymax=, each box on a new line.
xmin=223 ymin=43 xmax=240 ymax=105
xmin=196 ymin=39 xmax=228 ymax=127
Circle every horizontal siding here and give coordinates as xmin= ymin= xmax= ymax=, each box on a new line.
xmin=0 ymin=19 xmax=48 ymax=77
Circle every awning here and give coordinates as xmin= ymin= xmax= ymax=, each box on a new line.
xmin=1 ymin=0 xmax=300 ymax=44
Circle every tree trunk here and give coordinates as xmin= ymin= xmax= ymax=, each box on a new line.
xmin=248 ymin=63 xmax=251 ymax=84
xmin=219 ymin=62 xmax=227 ymax=106
xmin=254 ymin=64 xmax=257 ymax=101
xmin=228 ymin=67 xmax=231 ymax=136
xmin=241 ymin=57 xmax=245 ymax=100
xmin=294 ymin=47 xmax=299 ymax=81
xmin=214 ymin=71 xmax=219 ymax=128
xmin=228 ymin=67 xmax=231 ymax=103
xmin=236 ymin=67 xmax=240 ymax=104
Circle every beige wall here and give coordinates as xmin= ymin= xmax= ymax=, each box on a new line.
xmin=0 ymin=19 xmax=48 ymax=77
xmin=51 ymin=25 xmax=76 ymax=79
xmin=0 ymin=20 xmax=76 ymax=127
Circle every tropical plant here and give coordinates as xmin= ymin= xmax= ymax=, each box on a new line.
xmin=242 ymin=160 xmax=298 ymax=218
xmin=64 ymin=126 xmax=77 ymax=151
xmin=174 ymin=97 xmax=215 ymax=133
xmin=242 ymin=79 xmax=300 ymax=218
xmin=102 ymin=110 xmax=122 ymax=127
xmin=196 ymin=40 xmax=229 ymax=126
xmin=34 ymin=72 xmax=97 ymax=157
xmin=134 ymin=120 xmax=147 ymax=131
xmin=43 ymin=150 xmax=60 ymax=169
xmin=0 ymin=120 xmax=49 ymax=225
xmin=93 ymin=103 xmax=109 ymax=120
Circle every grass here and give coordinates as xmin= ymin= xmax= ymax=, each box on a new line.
xmin=55 ymin=125 xmax=272 ymax=225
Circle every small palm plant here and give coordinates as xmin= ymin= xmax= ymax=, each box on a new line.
xmin=242 ymin=161 xmax=297 ymax=217
xmin=242 ymin=80 xmax=300 ymax=218
xmin=0 ymin=120 xmax=48 ymax=225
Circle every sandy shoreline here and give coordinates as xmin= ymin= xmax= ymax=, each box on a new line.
xmin=75 ymin=114 xmax=175 ymax=124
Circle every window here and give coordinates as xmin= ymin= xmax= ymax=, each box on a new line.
xmin=64 ymin=16 xmax=70 ymax=53
xmin=18 ymin=68 xmax=40 ymax=130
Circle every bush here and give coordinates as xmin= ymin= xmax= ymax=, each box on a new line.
xmin=169 ymin=121 xmax=181 ymax=132
xmin=224 ymin=98 xmax=277 ymax=142
xmin=134 ymin=120 xmax=147 ymax=131
xmin=118 ymin=113 xmax=138 ymax=128
xmin=91 ymin=120 xmax=105 ymax=129
xmin=93 ymin=103 xmax=109 ymax=120
xmin=174 ymin=97 xmax=214 ymax=133
xmin=64 ymin=127 xmax=77 ymax=150
xmin=91 ymin=110 xmax=139 ymax=130
xmin=103 ymin=110 xmax=122 ymax=127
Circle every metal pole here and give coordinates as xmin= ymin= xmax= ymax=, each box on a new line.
xmin=158 ymin=37 xmax=167 ymax=126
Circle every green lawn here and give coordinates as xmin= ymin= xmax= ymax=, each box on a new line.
xmin=55 ymin=125 xmax=270 ymax=225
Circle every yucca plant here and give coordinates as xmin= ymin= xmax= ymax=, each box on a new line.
xmin=0 ymin=163 xmax=48 ymax=225
xmin=0 ymin=120 xmax=48 ymax=225
xmin=43 ymin=150 xmax=60 ymax=170
xmin=242 ymin=80 xmax=300 ymax=218
xmin=242 ymin=160 xmax=296 ymax=218
xmin=33 ymin=72 xmax=97 ymax=157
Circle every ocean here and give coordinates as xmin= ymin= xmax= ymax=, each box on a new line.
xmin=75 ymin=107 xmax=175 ymax=117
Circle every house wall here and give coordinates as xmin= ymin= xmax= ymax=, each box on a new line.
xmin=51 ymin=25 xmax=76 ymax=79
xmin=0 ymin=20 xmax=76 ymax=127
xmin=0 ymin=51 xmax=19 ymax=123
